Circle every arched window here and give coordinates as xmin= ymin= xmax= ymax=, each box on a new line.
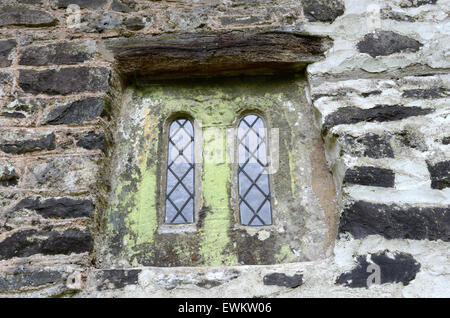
xmin=164 ymin=118 xmax=195 ymax=224
xmin=237 ymin=114 xmax=273 ymax=226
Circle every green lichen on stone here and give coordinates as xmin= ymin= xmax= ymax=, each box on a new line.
xmin=124 ymin=166 xmax=158 ymax=246
xmin=124 ymin=113 xmax=160 ymax=252
xmin=106 ymin=107 xmax=161 ymax=262
xmin=275 ymin=244 xmax=295 ymax=263
xmin=198 ymin=129 xmax=237 ymax=266
xmin=111 ymin=82 xmax=242 ymax=265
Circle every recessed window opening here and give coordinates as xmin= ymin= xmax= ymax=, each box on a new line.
xmin=164 ymin=118 xmax=195 ymax=224
xmin=237 ymin=114 xmax=273 ymax=226
xmin=103 ymin=75 xmax=338 ymax=267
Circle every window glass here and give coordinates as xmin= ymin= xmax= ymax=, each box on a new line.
xmin=237 ymin=114 xmax=273 ymax=226
xmin=165 ymin=118 xmax=195 ymax=224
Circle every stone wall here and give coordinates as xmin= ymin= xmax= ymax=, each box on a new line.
xmin=0 ymin=0 xmax=448 ymax=297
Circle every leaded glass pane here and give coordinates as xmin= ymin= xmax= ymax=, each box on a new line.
xmin=165 ymin=118 xmax=195 ymax=224
xmin=238 ymin=115 xmax=273 ymax=226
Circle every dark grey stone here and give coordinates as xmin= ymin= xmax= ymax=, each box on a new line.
xmin=442 ymin=137 xmax=450 ymax=145
xmin=19 ymin=42 xmax=94 ymax=66
xmin=12 ymin=197 xmax=94 ymax=218
xmin=0 ymin=112 xmax=25 ymax=119
xmin=46 ymin=97 xmax=105 ymax=125
xmin=400 ymin=0 xmax=437 ymax=8
xmin=0 ymin=6 xmax=57 ymax=27
xmin=344 ymin=166 xmax=395 ymax=187
xmin=17 ymin=0 xmax=43 ymax=4
xmin=0 ymin=133 xmax=56 ymax=154
xmin=336 ymin=251 xmax=421 ymax=288
xmin=359 ymin=134 xmax=394 ymax=158
xmin=302 ymin=0 xmax=345 ymax=23
xmin=0 ymin=228 xmax=92 ymax=260
xmin=196 ymin=270 xmax=240 ymax=288
xmin=0 ymin=98 xmax=39 ymax=119
xmin=402 ymin=87 xmax=448 ymax=99
xmin=17 ymin=0 xmax=44 ymax=4
xmin=32 ymin=160 xmax=58 ymax=185
xmin=357 ymin=31 xmax=423 ymax=58
xmin=338 ymin=201 xmax=450 ymax=241
xmin=0 ymin=39 xmax=16 ymax=68
xmin=394 ymin=130 xmax=427 ymax=151
xmin=311 ymin=91 xmax=346 ymax=101
xmin=0 ymin=71 xmax=11 ymax=83
xmin=111 ymin=0 xmax=134 ymax=13
xmin=427 ymin=160 xmax=450 ymax=190
xmin=381 ymin=11 xmax=415 ymax=22
xmin=0 ymin=167 xmax=19 ymax=187
xmin=96 ymin=269 xmax=141 ymax=291
xmin=76 ymin=131 xmax=105 ymax=150
xmin=0 ymin=270 xmax=63 ymax=292
xmin=19 ymin=67 xmax=110 ymax=95
xmin=55 ymin=0 xmax=108 ymax=9
xmin=195 ymin=279 xmax=227 ymax=289
xmin=91 ymin=12 xmax=122 ymax=33
xmin=263 ymin=273 xmax=303 ymax=288
xmin=343 ymin=133 xmax=394 ymax=159
xmin=361 ymin=90 xmax=382 ymax=97
xmin=323 ymin=105 xmax=433 ymax=130
xmin=123 ymin=17 xmax=145 ymax=31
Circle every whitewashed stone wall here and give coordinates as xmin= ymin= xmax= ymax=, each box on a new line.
xmin=0 ymin=0 xmax=448 ymax=297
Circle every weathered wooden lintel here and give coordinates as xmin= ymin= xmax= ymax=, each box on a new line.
xmin=104 ymin=30 xmax=332 ymax=80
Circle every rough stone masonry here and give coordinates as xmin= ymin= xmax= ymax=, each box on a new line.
xmin=0 ymin=0 xmax=449 ymax=297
